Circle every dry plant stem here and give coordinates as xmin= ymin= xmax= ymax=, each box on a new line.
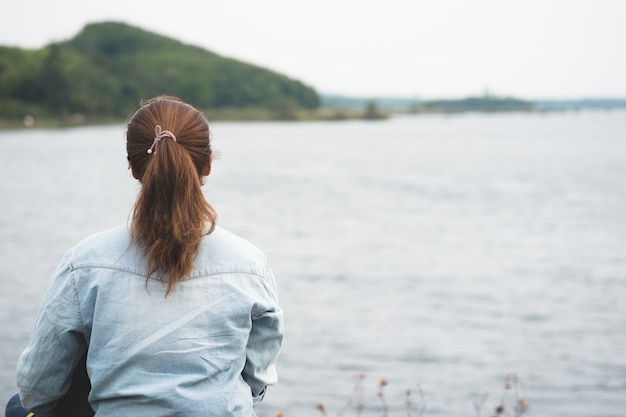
xmin=377 ymin=378 xmax=389 ymax=417
xmin=473 ymin=390 xmax=489 ymax=417
xmin=355 ymin=375 xmax=366 ymax=417
xmin=405 ymin=389 xmax=413 ymax=417
xmin=335 ymin=374 xmax=366 ymax=417
xmin=508 ymin=373 xmax=529 ymax=417
xmin=406 ymin=383 xmax=426 ymax=417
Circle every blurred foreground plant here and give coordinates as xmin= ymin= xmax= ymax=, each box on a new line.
xmin=275 ymin=372 xmax=527 ymax=417
xmin=473 ymin=373 xmax=529 ymax=417
xmin=304 ymin=374 xmax=425 ymax=417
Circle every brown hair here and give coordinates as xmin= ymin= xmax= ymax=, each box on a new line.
xmin=126 ymin=97 xmax=217 ymax=294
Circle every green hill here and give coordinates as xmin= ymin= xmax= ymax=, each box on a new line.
xmin=0 ymin=21 xmax=319 ymax=121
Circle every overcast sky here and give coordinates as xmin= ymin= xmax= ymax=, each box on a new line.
xmin=2 ymin=0 xmax=625 ymax=99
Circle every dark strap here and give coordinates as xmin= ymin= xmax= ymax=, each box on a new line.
xmin=55 ymin=352 xmax=94 ymax=417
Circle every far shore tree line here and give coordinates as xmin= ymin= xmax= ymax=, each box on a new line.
xmin=4 ymin=21 xmax=615 ymax=125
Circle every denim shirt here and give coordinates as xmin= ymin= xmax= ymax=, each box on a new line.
xmin=16 ymin=224 xmax=284 ymax=417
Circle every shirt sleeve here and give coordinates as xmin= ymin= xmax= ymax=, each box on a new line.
xmin=242 ymin=262 xmax=284 ymax=407
xmin=16 ymin=250 xmax=87 ymax=413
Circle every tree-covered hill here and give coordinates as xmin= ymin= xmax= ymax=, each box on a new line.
xmin=0 ymin=21 xmax=319 ymax=120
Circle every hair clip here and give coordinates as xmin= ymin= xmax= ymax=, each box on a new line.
xmin=147 ymin=125 xmax=177 ymax=154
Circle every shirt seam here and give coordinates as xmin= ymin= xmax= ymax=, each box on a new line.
xmin=69 ymin=263 xmax=269 ymax=281
xmin=69 ymin=270 xmax=86 ymax=334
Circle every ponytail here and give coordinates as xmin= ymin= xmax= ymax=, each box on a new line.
xmin=126 ymin=97 xmax=217 ymax=295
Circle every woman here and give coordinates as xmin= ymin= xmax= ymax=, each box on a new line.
xmin=7 ymin=97 xmax=284 ymax=417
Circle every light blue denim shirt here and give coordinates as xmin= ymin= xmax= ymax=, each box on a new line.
xmin=16 ymin=224 xmax=284 ymax=417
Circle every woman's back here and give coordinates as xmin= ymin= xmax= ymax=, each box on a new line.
xmin=17 ymin=225 xmax=282 ymax=417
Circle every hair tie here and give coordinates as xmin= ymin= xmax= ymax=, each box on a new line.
xmin=147 ymin=125 xmax=177 ymax=154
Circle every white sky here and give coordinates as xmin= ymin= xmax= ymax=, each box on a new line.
xmin=2 ymin=0 xmax=625 ymax=99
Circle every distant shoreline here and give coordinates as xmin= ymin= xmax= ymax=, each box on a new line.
xmin=321 ymin=94 xmax=626 ymax=112
xmin=0 ymin=107 xmax=386 ymax=130
xmin=2 ymin=104 xmax=625 ymax=131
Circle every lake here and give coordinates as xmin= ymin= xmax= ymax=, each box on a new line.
xmin=0 ymin=111 xmax=625 ymax=416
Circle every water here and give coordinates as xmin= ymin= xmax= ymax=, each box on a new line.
xmin=0 ymin=112 xmax=625 ymax=416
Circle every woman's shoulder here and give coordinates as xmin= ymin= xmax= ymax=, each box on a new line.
xmin=194 ymin=226 xmax=270 ymax=276
xmin=72 ymin=224 xmax=131 ymax=252
xmin=67 ymin=224 xmax=137 ymax=269
xmin=203 ymin=226 xmax=267 ymax=259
